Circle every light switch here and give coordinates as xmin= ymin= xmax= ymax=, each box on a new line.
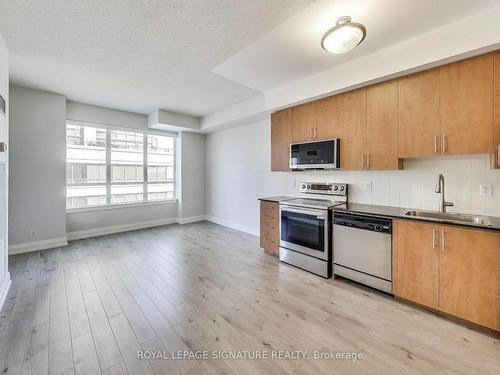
xmin=480 ymin=184 xmax=492 ymax=197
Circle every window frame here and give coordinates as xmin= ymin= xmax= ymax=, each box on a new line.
xmin=66 ymin=120 xmax=177 ymax=212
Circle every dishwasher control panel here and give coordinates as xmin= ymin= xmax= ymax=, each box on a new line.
xmin=333 ymin=212 xmax=392 ymax=234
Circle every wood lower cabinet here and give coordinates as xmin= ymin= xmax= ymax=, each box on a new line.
xmin=260 ymin=201 xmax=279 ymax=256
xmin=393 ymin=219 xmax=500 ymax=331
xmin=398 ymin=69 xmax=441 ymax=158
xmin=271 ymin=108 xmax=292 ymax=172
xmin=366 ymin=81 xmax=401 ymax=170
xmin=393 ymin=220 xmax=439 ymax=309
xmin=438 ymin=225 xmax=500 ymax=331
xmin=440 ymin=53 xmax=494 ymax=156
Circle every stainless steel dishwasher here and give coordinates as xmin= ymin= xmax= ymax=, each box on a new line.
xmin=333 ymin=212 xmax=392 ymax=294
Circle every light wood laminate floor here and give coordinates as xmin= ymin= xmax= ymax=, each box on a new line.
xmin=0 ymin=221 xmax=499 ymax=375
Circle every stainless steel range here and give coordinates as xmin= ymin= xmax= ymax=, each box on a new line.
xmin=279 ymin=182 xmax=347 ymax=278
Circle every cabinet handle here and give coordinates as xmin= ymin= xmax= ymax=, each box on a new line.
xmin=314 ymin=127 xmax=317 ymax=139
xmin=442 ymin=134 xmax=447 ymax=153
xmin=440 ymin=229 xmax=445 ymax=252
xmin=434 ymin=134 xmax=439 ymax=153
xmin=367 ymin=153 xmax=371 ymax=169
xmin=361 ymin=154 xmax=366 ymax=169
xmin=432 ymin=229 xmax=436 ymax=250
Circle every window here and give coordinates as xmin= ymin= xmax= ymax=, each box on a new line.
xmin=66 ymin=123 xmax=175 ymax=209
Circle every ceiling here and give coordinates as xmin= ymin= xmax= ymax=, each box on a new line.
xmin=0 ymin=0 xmax=313 ymax=116
xmin=214 ymin=0 xmax=500 ymax=92
xmin=0 ymin=0 xmax=498 ymax=119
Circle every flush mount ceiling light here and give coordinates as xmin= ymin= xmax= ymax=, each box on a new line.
xmin=321 ymin=16 xmax=366 ymax=54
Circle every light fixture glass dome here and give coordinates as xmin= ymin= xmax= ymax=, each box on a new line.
xmin=321 ymin=16 xmax=366 ymax=54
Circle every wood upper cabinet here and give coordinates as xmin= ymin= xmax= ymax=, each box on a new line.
xmin=366 ymin=81 xmax=401 ymax=170
xmin=394 ymin=219 xmax=500 ymax=331
xmin=316 ymin=96 xmax=340 ymax=140
xmin=292 ymin=102 xmax=317 ymax=142
xmin=440 ymin=53 xmax=494 ymax=155
xmin=271 ymin=108 xmax=292 ymax=172
xmin=338 ymin=88 xmax=367 ymax=170
xmin=398 ymin=69 xmax=441 ymax=158
xmin=393 ymin=220 xmax=439 ymax=309
xmin=438 ymin=225 xmax=500 ymax=331
xmin=494 ymin=51 xmax=500 ymax=168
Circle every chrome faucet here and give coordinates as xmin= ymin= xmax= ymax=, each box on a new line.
xmin=434 ymin=174 xmax=454 ymax=213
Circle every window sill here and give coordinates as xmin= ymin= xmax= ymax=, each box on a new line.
xmin=66 ymin=199 xmax=178 ymax=214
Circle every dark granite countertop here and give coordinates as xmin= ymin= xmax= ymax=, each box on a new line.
xmin=332 ymin=203 xmax=500 ymax=231
xmin=258 ymin=196 xmax=294 ymax=203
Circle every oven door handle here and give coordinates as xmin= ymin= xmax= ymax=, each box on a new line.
xmin=280 ymin=206 xmax=327 ymax=219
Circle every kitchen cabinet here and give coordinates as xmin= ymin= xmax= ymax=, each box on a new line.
xmin=271 ymin=108 xmax=292 ymax=172
xmin=494 ymin=51 xmax=500 ymax=168
xmin=366 ymin=81 xmax=401 ymax=170
xmin=338 ymin=88 xmax=367 ymax=170
xmin=316 ymin=96 xmax=340 ymax=140
xmin=393 ymin=219 xmax=500 ymax=331
xmin=439 ymin=53 xmax=494 ymax=155
xmin=398 ymin=69 xmax=441 ymax=158
xmin=438 ymin=225 xmax=500 ymax=331
xmin=292 ymin=102 xmax=317 ymax=142
xmin=393 ymin=220 xmax=439 ymax=309
xmin=260 ymin=201 xmax=279 ymax=256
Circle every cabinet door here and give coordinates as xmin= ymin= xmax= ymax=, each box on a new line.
xmin=393 ymin=220 xmax=439 ymax=309
xmin=440 ymin=53 xmax=494 ymax=155
xmin=260 ymin=201 xmax=279 ymax=256
xmin=338 ymin=88 xmax=367 ymax=170
xmin=366 ymin=81 xmax=400 ymax=170
xmin=271 ymin=109 xmax=292 ymax=172
xmin=438 ymin=225 xmax=500 ymax=331
xmin=292 ymin=102 xmax=316 ymax=143
xmin=316 ymin=96 xmax=339 ymax=140
xmin=494 ymin=51 xmax=500 ymax=168
xmin=398 ymin=69 xmax=441 ymax=158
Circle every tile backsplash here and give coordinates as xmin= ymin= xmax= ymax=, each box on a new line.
xmin=281 ymin=154 xmax=500 ymax=216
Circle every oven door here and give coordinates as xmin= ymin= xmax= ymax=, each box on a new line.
xmin=280 ymin=205 xmax=328 ymax=260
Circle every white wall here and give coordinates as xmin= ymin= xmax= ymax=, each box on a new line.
xmin=179 ymin=132 xmax=206 ymax=222
xmin=0 ymin=32 xmax=10 ymax=309
xmin=206 ymin=120 xmax=287 ymax=235
xmin=206 ymin=119 xmax=500 ymax=235
xmin=9 ymin=85 xmax=67 ymax=250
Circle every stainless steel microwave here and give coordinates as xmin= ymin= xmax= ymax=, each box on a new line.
xmin=289 ymin=139 xmax=340 ymax=169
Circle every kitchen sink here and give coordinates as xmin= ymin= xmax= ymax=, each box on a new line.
xmin=401 ymin=209 xmax=493 ymax=226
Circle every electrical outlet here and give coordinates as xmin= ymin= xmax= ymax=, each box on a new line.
xmin=30 ymin=229 xmax=38 ymax=238
xmin=364 ymin=182 xmax=373 ymax=191
xmin=480 ymin=184 xmax=493 ymax=197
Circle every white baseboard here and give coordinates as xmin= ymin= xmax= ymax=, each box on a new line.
xmin=9 ymin=236 xmax=68 ymax=255
xmin=67 ymin=217 xmax=178 ymax=241
xmin=0 ymin=272 xmax=11 ymax=312
xmin=178 ymin=215 xmax=207 ymax=224
xmin=205 ymin=215 xmax=259 ymax=236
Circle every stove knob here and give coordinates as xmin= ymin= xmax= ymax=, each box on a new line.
xmin=334 ymin=186 xmax=338 ymax=191
xmin=340 ymin=186 xmax=345 ymax=191
xmin=301 ymin=184 xmax=306 ymax=189
xmin=375 ymin=225 xmax=382 ymax=231
xmin=307 ymin=184 xmax=311 ymax=189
